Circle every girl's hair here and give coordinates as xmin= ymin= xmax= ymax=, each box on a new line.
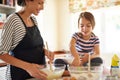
xmin=78 ymin=12 xmax=95 ymax=29
xmin=17 ymin=0 xmax=34 ymax=6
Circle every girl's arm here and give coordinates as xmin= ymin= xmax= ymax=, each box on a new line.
xmin=70 ymin=38 xmax=82 ymax=66
xmin=70 ymin=38 xmax=80 ymax=59
xmin=81 ymin=44 xmax=100 ymax=64
xmin=91 ymin=44 xmax=100 ymax=59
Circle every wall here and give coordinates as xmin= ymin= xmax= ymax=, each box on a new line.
xmin=40 ymin=0 xmax=58 ymax=51
xmin=57 ymin=0 xmax=71 ymax=51
xmin=41 ymin=0 xmax=71 ymax=51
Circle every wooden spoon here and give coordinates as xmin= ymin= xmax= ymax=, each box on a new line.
xmin=46 ymin=42 xmax=53 ymax=71
xmin=88 ymin=53 xmax=93 ymax=77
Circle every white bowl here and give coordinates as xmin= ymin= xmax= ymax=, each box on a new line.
xmin=68 ymin=66 xmax=103 ymax=80
xmin=40 ymin=64 xmax=65 ymax=80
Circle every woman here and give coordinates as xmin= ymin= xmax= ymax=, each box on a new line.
xmin=0 ymin=0 xmax=54 ymax=80
xmin=70 ymin=11 xmax=103 ymax=66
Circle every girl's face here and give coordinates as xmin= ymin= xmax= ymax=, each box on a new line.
xmin=26 ymin=0 xmax=44 ymax=15
xmin=78 ymin=17 xmax=93 ymax=37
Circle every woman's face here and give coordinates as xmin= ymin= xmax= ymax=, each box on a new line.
xmin=78 ymin=17 xmax=93 ymax=37
xmin=26 ymin=0 xmax=44 ymax=15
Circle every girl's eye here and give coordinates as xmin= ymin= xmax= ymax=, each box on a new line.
xmin=87 ymin=24 xmax=92 ymax=28
xmin=87 ymin=24 xmax=92 ymax=27
xmin=80 ymin=24 xmax=83 ymax=27
xmin=87 ymin=26 xmax=90 ymax=27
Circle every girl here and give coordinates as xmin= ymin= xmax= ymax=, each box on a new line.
xmin=70 ymin=11 xmax=103 ymax=66
xmin=54 ymin=12 xmax=103 ymax=69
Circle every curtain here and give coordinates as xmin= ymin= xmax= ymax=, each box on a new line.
xmin=69 ymin=0 xmax=120 ymax=12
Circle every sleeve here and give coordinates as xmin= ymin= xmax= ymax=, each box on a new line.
xmin=94 ymin=36 xmax=100 ymax=45
xmin=72 ymin=32 xmax=79 ymax=40
xmin=0 ymin=14 xmax=16 ymax=55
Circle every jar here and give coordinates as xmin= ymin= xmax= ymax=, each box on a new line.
xmin=111 ymin=66 xmax=119 ymax=76
xmin=105 ymin=75 xmax=118 ymax=80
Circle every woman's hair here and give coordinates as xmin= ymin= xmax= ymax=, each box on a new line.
xmin=17 ymin=0 xmax=34 ymax=6
xmin=78 ymin=12 xmax=95 ymax=29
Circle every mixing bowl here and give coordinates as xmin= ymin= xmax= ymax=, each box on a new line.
xmin=68 ymin=66 xmax=103 ymax=80
xmin=26 ymin=64 xmax=65 ymax=80
xmin=40 ymin=64 xmax=65 ymax=80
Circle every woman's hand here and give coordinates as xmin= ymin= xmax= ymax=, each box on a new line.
xmin=26 ymin=63 xmax=47 ymax=80
xmin=46 ymin=51 xmax=54 ymax=62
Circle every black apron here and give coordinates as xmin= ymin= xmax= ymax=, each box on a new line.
xmin=10 ymin=13 xmax=46 ymax=80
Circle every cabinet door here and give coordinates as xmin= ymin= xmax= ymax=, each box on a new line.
xmin=0 ymin=4 xmax=16 ymax=16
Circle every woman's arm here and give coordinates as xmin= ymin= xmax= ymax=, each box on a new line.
xmin=0 ymin=53 xmax=31 ymax=69
xmin=0 ymin=53 xmax=47 ymax=79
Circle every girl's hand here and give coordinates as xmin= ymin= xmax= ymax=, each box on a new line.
xmin=71 ymin=57 xmax=82 ymax=66
xmin=26 ymin=63 xmax=47 ymax=80
xmin=81 ymin=53 xmax=89 ymax=64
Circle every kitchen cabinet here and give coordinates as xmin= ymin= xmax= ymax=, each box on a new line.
xmin=0 ymin=0 xmax=16 ymax=29
xmin=0 ymin=4 xmax=16 ymax=16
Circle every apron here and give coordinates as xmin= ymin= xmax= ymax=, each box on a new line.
xmin=10 ymin=14 xmax=46 ymax=80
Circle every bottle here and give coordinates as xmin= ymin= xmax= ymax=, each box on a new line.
xmin=110 ymin=54 xmax=119 ymax=77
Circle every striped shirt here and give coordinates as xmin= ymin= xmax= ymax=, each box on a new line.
xmin=0 ymin=13 xmax=38 ymax=55
xmin=72 ymin=32 xmax=99 ymax=54
xmin=0 ymin=13 xmax=39 ymax=80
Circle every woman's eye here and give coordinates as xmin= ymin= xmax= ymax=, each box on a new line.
xmin=38 ymin=2 xmax=43 ymax=5
xmin=38 ymin=3 xmax=41 ymax=4
xmin=80 ymin=26 xmax=83 ymax=28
